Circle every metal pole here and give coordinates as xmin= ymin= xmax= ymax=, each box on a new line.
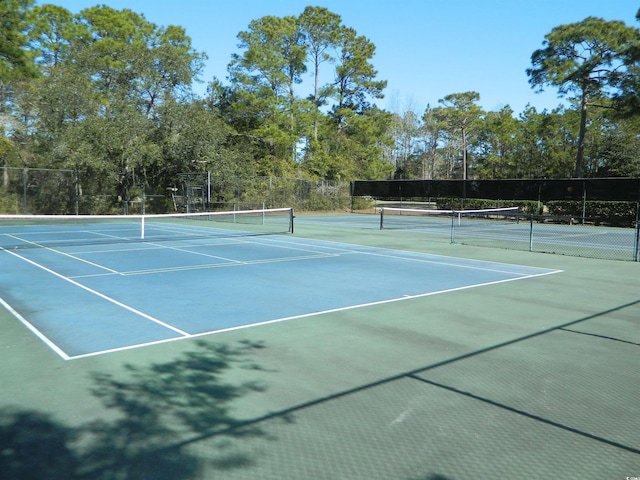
xmin=450 ymin=210 xmax=455 ymax=243
xmin=124 ymin=180 xmax=129 ymax=215
xmin=634 ymin=202 xmax=639 ymax=262
xmin=582 ymin=182 xmax=586 ymax=225
xmin=186 ymin=175 xmax=191 ymax=213
xmin=237 ymin=176 xmax=240 ymax=210
xmin=75 ymin=170 xmax=80 ymax=215
xmin=350 ymin=180 xmax=354 ymax=213
xmin=22 ymin=168 xmax=27 ymax=213
xmin=290 ymin=208 xmax=294 ymax=234
xmin=529 ymin=214 xmax=534 ymax=252
xmin=141 ymin=183 xmax=146 ymax=215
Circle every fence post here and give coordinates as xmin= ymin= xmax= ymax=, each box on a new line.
xmin=635 ymin=202 xmax=640 ymax=262
xmin=635 ymin=223 xmax=639 ymax=262
xmin=582 ymin=181 xmax=587 ymax=225
xmin=74 ymin=170 xmax=80 ymax=215
xmin=22 ymin=168 xmax=28 ymax=213
xmin=529 ymin=214 xmax=534 ymax=252
xmin=450 ymin=211 xmax=455 ymax=243
xmin=141 ymin=183 xmax=146 ymax=215
xmin=350 ymin=181 xmax=354 ymax=212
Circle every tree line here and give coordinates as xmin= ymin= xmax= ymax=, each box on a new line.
xmin=390 ymin=13 xmax=640 ymax=181
xmin=1 ymin=2 xmax=640 ymax=212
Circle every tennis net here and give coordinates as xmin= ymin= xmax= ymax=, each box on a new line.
xmin=0 ymin=207 xmax=294 ymax=250
xmin=380 ymin=207 xmax=520 ymax=240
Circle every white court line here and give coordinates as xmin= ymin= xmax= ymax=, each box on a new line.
xmin=2 ymin=234 xmax=562 ymax=360
xmin=142 ymin=240 xmax=244 ymax=264
xmin=356 ymin=249 xmax=558 ymax=276
xmin=231 ymin=235 xmax=360 ymax=255
xmin=85 ymin=253 xmax=345 ymax=277
xmin=47 ymin=230 xmax=245 ymax=267
xmin=0 ymin=294 xmax=71 ymax=360
xmin=4 ymin=233 xmax=120 ymax=274
xmin=67 ymin=268 xmax=561 ymax=360
xmin=2 ymin=248 xmax=190 ymax=344
xmin=67 ymin=236 xmax=346 ymax=277
xmin=76 ymin=241 xmax=541 ymax=278
xmin=250 ymin=235 xmax=559 ymax=276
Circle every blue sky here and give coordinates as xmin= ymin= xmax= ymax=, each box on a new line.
xmin=42 ymin=0 xmax=638 ymax=115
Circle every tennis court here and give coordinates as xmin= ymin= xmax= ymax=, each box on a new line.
xmin=303 ymin=209 xmax=640 ymax=260
xmin=0 ymin=209 xmax=557 ymax=359
xmin=1 ymin=210 xmax=638 ymax=479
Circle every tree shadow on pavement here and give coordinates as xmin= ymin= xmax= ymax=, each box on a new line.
xmin=0 ymin=339 xmax=272 ymax=479
xmin=0 ymin=408 xmax=79 ymax=479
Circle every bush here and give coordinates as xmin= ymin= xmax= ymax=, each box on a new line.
xmin=546 ymin=200 xmax=637 ymax=226
xmin=0 ymin=188 xmax=20 ymax=213
xmin=351 ymin=195 xmax=375 ymax=211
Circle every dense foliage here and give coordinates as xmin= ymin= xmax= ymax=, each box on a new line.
xmin=1 ymin=4 xmax=639 ymax=212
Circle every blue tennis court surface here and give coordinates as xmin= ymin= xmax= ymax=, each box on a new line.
xmin=0 ymin=231 xmax=561 ymax=360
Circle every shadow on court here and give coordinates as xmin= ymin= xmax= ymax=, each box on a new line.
xmin=0 ymin=340 xmax=273 ymax=479
xmin=3 ymin=206 xmax=640 ymax=479
xmin=3 ymin=300 xmax=640 ymax=478
xmin=0 ymin=409 xmax=78 ymax=479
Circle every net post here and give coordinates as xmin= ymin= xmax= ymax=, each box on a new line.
xmin=450 ymin=210 xmax=455 ymax=243
xmin=380 ymin=208 xmax=384 ymax=230
xmin=290 ymin=208 xmax=295 ymax=234
xmin=141 ymin=216 xmax=145 ymax=240
xmin=529 ymin=214 xmax=534 ymax=252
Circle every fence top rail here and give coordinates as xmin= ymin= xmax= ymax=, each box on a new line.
xmin=1 ymin=167 xmax=78 ymax=173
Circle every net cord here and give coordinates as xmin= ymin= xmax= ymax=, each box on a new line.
xmin=0 ymin=207 xmax=293 ymax=222
xmin=0 ymin=207 xmax=294 ymax=242
xmin=380 ymin=206 xmax=519 ymax=230
xmin=380 ymin=206 xmax=519 ymax=215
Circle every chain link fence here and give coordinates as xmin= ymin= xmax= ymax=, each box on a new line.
xmin=1 ymin=167 xmax=78 ymax=214
xmin=444 ymin=210 xmax=640 ymax=262
xmin=356 ymin=178 xmax=640 ymax=262
xmin=6 ymin=168 xmax=638 ymax=261
xmin=166 ymin=173 xmax=351 ymax=213
xmin=0 ymin=167 xmax=351 ymax=215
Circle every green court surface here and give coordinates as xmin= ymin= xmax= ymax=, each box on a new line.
xmin=1 ymin=212 xmax=639 ymax=479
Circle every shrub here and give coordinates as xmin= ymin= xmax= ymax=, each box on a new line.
xmin=546 ymin=200 xmax=637 ymax=226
